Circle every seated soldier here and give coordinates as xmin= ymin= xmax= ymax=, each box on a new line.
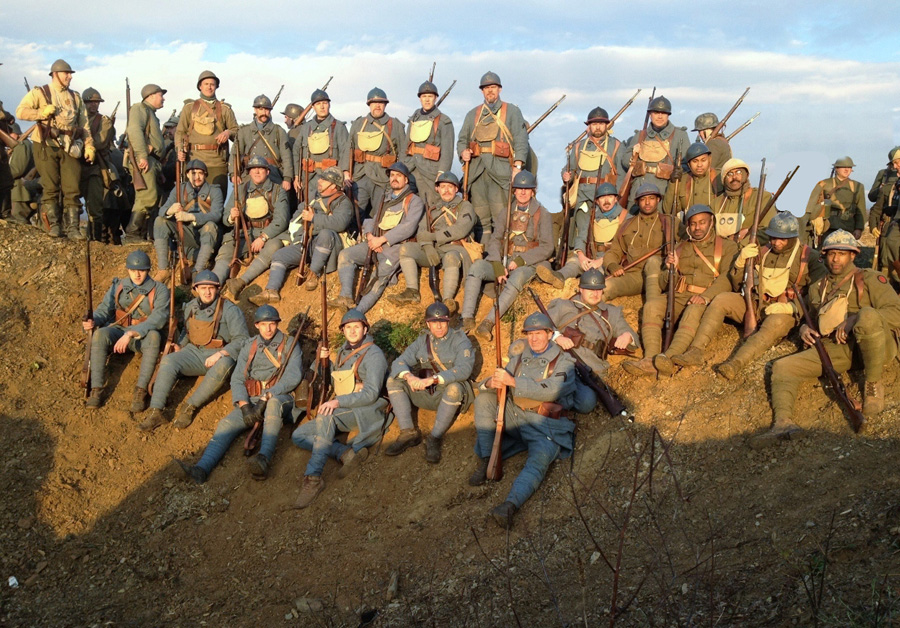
xmin=870 ymin=148 xmax=900 ymax=284
xmin=211 ymin=156 xmax=289 ymax=300
xmin=139 ymin=270 xmax=249 ymax=431
xmin=536 ymin=182 xmax=626 ymax=289
xmin=670 ymin=212 xmax=825 ymax=377
xmin=391 ymin=171 xmax=477 ymax=315
xmin=546 ymin=269 xmax=639 ymax=413
xmin=468 ymin=312 xmax=576 ymax=530
xmin=152 ymin=159 xmax=223 ymax=282
xmin=461 ymin=170 xmax=554 ymax=340
xmin=332 ymin=162 xmax=424 ymax=314
xmin=802 ymin=157 xmax=866 ymax=246
xmin=176 ymin=305 xmax=303 ymax=483
xmin=250 ymin=167 xmax=353 ymax=305
xmin=82 ymin=251 xmax=170 ymax=411
xmin=715 ymin=158 xmax=775 ymax=245
xmin=292 ymin=309 xmax=389 ymax=509
xmin=384 ymin=302 xmax=475 ymax=462
xmin=623 ymin=204 xmax=738 ymax=378
xmin=756 ymin=230 xmax=900 ymax=447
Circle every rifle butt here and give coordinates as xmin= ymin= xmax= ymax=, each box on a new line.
xmin=486 ymin=388 xmax=506 ymax=481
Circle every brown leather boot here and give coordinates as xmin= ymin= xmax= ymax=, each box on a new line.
xmin=622 ymin=357 xmax=657 ymax=378
xmin=293 ymin=475 xmax=325 ymax=509
xmin=863 ymin=381 xmax=884 ymax=417
xmin=384 ymin=429 xmax=422 ymax=456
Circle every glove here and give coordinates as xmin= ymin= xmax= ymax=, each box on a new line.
xmin=40 ymin=104 xmax=57 ymax=118
xmin=418 ymin=231 xmax=434 ymax=244
xmin=765 ymin=302 xmax=794 ymax=316
xmin=83 ymin=145 xmax=96 ymax=163
xmin=175 ymin=211 xmax=195 ymax=223
xmin=810 ymin=216 xmax=826 ymax=235
xmin=166 ymin=204 xmax=180 ymax=217
xmin=739 ymin=243 xmax=759 ymax=261
xmin=424 ymin=244 xmax=441 ymax=266
xmin=872 ymin=226 xmax=881 ymax=238
xmin=241 ymin=403 xmax=261 ymax=428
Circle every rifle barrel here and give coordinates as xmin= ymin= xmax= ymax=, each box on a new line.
xmin=526 ymin=94 xmax=566 ymax=134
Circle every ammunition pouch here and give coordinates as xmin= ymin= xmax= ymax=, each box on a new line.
xmin=562 ymin=326 xmax=585 ymax=348
xmin=468 ymin=140 xmax=510 ymax=159
xmin=654 ymin=162 xmax=673 ymax=181
xmin=302 ymin=157 xmax=338 ymax=172
xmin=516 ymin=397 xmax=565 ymax=419
xmin=632 ymin=161 xmax=647 ymax=177
xmin=405 ymin=143 xmax=441 ymax=161
xmin=353 ymin=149 xmax=396 ymax=168
xmin=248 ymin=218 xmax=271 ymax=229
xmin=245 ymin=378 xmax=264 ymax=398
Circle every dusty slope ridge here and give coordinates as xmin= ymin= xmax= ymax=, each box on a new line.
xmin=0 ymin=221 xmax=898 ymax=627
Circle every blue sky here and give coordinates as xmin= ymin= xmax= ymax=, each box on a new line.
xmin=2 ymin=1 xmax=898 ymax=214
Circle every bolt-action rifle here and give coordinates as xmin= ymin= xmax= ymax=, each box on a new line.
xmin=565 ymin=88 xmax=642 ymax=152
xmin=618 ymin=87 xmax=655 ymax=209
xmin=354 ymin=193 xmax=386 ymax=303
xmin=661 ymin=149 xmax=682 ymax=352
xmin=709 ymin=87 xmax=750 ymax=139
xmin=124 ymin=78 xmax=148 ymax=192
xmin=725 ymin=112 xmax=760 ymax=142
xmin=742 ymin=159 xmax=766 ymax=338
xmin=174 ymin=151 xmax=193 ymax=284
xmin=149 ymin=270 xmax=178 ymax=394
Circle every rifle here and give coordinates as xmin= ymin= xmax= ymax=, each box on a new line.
xmin=355 ymin=193 xmax=386 ymax=303
xmin=271 ymin=84 xmax=285 ymax=109
xmin=725 ymin=112 xmax=760 ymax=142
xmin=873 ymin=213 xmax=888 ymax=269
xmin=228 ymin=145 xmax=251 ymax=278
xmin=526 ymin=94 xmax=566 ymax=134
xmin=792 ymin=282 xmax=866 ymax=433
xmin=110 ymin=101 xmax=120 ymax=124
xmin=435 ymin=79 xmax=456 ymax=108
xmin=528 ymin=289 xmax=630 ymax=420
xmin=301 ymin=276 xmax=332 ymax=418
xmin=428 ymin=61 xmax=436 ymax=82
xmin=125 ymin=78 xmax=148 ymax=192
xmin=81 ymin=237 xmax=93 ymax=397
xmin=742 ymin=158 xmax=766 ymax=338
xmin=662 ymin=151 xmax=679 ymax=352
xmin=424 ymin=205 xmax=442 ymax=302
xmin=462 ymin=160 xmax=470 ymax=202
xmin=174 ymin=152 xmax=193 ymax=284
xmin=24 ymin=77 xmax=30 ymax=92
xmin=758 ymin=165 xmax=799 ymax=225
xmin=565 ymin=88 xmax=642 ymax=152
xmin=620 ymin=245 xmax=664 ymax=273
xmin=149 ymin=269 xmax=178 ymax=394
xmin=709 ymin=87 xmax=750 ymax=139
xmin=618 ymin=87 xmax=656 ymax=209
xmin=555 ymin=146 xmax=574 ymax=269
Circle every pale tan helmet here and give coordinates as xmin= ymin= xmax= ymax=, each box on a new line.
xmin=721 ymin=158 xmax=750 ymax=178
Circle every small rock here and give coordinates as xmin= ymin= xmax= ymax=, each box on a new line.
xmin=295 ymin=597 xmax=323 ymax=613
xmin=590 ymin=551 xmax=601 ymax=565
xmin=17 ymin=517 xmax=34 ymax=530
xmin=386 ymin=570 xmax=399 ymax=601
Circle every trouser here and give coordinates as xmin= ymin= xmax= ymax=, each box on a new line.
xmin=880 ymin=221 xmax=900 ymax=282
xmin=34 ymin=142 xmax=82 ymax=209
xmin=641 ymin=293 xmax=708 ymax=358
xmin=90 ymin=326 xmax=161 ymax=390
xmin=771 ymin=307 xmax=896 ymax=420
xmin=355 ymin=176 xmax=386 ymax=219
xmin=128 ymin=158 xmax=161 ymax=231
xmin=212 ymin=231 xmax=283 ymax=285
xmin=604 ymin=256 xmax=663 ymax=301
xmin=149 ymin=344 xmax=235 ymax=410
xmin=469 ymin=170 xmax=509 ymax=244
xmin=408 ymin=166 xmax=440 ymax=208
xmin=462 ymin=261 xmax=536 ymax=322
xmin=153 ymin=218 xmax=217 ymax=271
xmin=386 ymin=378 xmax=471 ymax=438
xmin=80 ymin=168 xmax=104 ymax=229
xmin=398 ymin=243 xmax=464 ymax=300
xmin=268 ymin=230 xmax=342 ymax=291
xmin=337 ymin=242 xmax=399 ymax=313
xmin=195 ymin=394 xmax=294 ymax=473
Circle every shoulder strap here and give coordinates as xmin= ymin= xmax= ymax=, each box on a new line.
xmin=425 ymin=334 xmax=449 ymax=372
xmin=243 ymin=338 xmax=260 ymax=379
xmin=337 ymin=341 xmax=374 ymax=368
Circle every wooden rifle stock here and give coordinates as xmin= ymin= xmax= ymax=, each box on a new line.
xmin=174 ymin=154 xmax=193 ymax=284
xmin=555 ymin=164 xmax=574 ymax=269
xmin=759 ymin=165 xmax=799 ymax=225
xmin=304 ymin=275 xmax=332 ymax=417
xmin=742 ymin=159 xmax=766 ymax=338
xmin=124 ymin=77 xmax=148 ymax=192
xmin=355 ymin=194 xmax=386 ymax=302
xmin=620 ymin=245 xmax=664 ymax=273
xmin=618 ymin=87 xmax=655 ymax=208
xmin=81 ymin=237 xmax=93 ymax=397
xmin=296 ymin=146 xmax=313 ymax=286
xmin=709 ymin=87 xmax=750 ymax=139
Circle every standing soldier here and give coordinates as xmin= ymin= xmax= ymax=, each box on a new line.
xmin=16 ymin=59 xmax=96 ymax=238
xmin=282 ymin=103 xmax=303 ymax=142
xmin=457 ymin=71 xmax=528 ymax=243
xmin=402 ymin=80 xmax=455 ymax=208
xmin=692 ymin=112 xmax=731 ymax=171
xmin=803 ymin=157 xmax=867 ymax=245
xmin=139 ymin=270 xmax=249 ymax=431
xmin=715 ymin=158 xmax=776 ymax=245
xmin=152 ymin=159 xmax=224 ymax=281
xmin=867 ymin=146 xmax=899 ymax=203
xmin=123 ymin=84 xmax=166 ymax=244
xmin=391 ymin=171 xmax=476 ymax=314
xmin=292 ymin=90 xmax=350 ymax=201
xmin=233 ymin=95 xmax=293 ymax=191
xmin=83 ymin=251 xmax=170 ymax=412
xmin=384 ymin=302 xmax=475 ymax=462
xmin=0 ymin=109 xmax=12 ymax=217
xmin=869 ymin=148 xmax=900 ymax=283
xmin=175 ymin=71 xmax=238 ymax=199
xmin=6 ymin=123 xmax=39 ymax=227
xmin=291 ymin=309 xmax=389 ymax=509
xmin=80 ymin=88 xmax=117 ymax=241
xmin=348 ymin=88 xmax=406 ymax=217
xmin=561 ymin=106 xmax=621 ymax=215
xmin=758 ymin=230 xmax=900 ymax=446
xmin=469 ymin=312 xmax=576 ymax=529
xmin=664 ymin=142 xmax=721 ymax=217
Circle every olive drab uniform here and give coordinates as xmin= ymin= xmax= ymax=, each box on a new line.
xmin=619 ymin=121 xmax=690 ymax=206
xmin=869 ymin=177 xmax=900 ymax=281
xmin=154 ymin=180 xmax=224 ymax=272
xmin=402 ymin=106 xmax=455 ymax=207
xmin=234 ymin=119 xmax=293 ymax=185
xmin=564 ymin=134 xmax=621 ymax=211
xmin=293 ymin=114 xmax=350 ymax=199
xmin=802 ymin=177 xmax=867 ymax=245
xmin=0 ymin=106 xmax=11 ymax=217
xmin=770 ymin=266 xmax=900 ymax=422
xmin=7 ymin=134 xmax=39 ymax=226
xmin=664 ymin=168 xmax=721 ymax=218
xmin=602 ymin=211 xmax=670 ymax=301
xmin=81 ymin=110 xmax=116 ymax=238
xmin=175 ymin=97 xmax=239 ymax=197
xmin=714 ymin=185 xmax=776 ymax=245
xmin=704 ymin=134 xmax=731 ymax=172
xmin=349 ymin=112 xmax=406 ymax=216
xmin=125 ymin=99 xmax=165 ymax=232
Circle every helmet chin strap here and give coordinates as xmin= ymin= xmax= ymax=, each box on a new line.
xmin=688 ymin=221 xmax=714 ymax=242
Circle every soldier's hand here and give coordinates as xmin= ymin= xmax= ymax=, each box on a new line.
xmin=178 ymin=150 xmax=186 ymax=162
xmin=873 ymin=226 xmax=881 ymax=238
xmin=666 ymin=252 xmax=677 ymax=267
xmin=240 ymin=403 xmax=259 ymax=428
xmin=166 ymin=203 xmax=182 ymax=217
xmin=293 ymin=177 xmax=302 ymax=196
xmin=735 ymin=243 xmax=759 ymax=268
xmin=250 ymin=237 xmax=265 ymax=254
xmin=171 ymin=343 xmax=181 ymax=353
xmin=799 ymin=324 xmax=819 ymax=346
xmin=461 ymin=148 xmax=473 ymax=163
xmin=632 ymin=145 xmax=641 ymax=157
xmin=555 ymin=335 xmax=575 ymax=351
xmin=407 ymin=375 xmax=429 ymax=392
xmin=810 ymin=216 xmax=826 ymax=235
xmin=40 ymin=104 xmax=57 ymax=118
xmin=317 ymin=399 xmax=340 ymax=416
xmin=138 ymin=158 xmax=149 ymax=172
xmin=204 ymin=351 xmax=224 ymax=369
xmin=367 ymin=235 xmax=387 ymax=251
xmin=613 ymin=332 xmax=633 ymax=350
xmin=175 ymin=211 xmax=195 ymax=223
xmin=853 ymin=229 xmax=862 ymax=240
xmin=319 ymin=345 xmax=330 ymax=360
xmin=688 ymin=295 xmax=707 ymax=306
xmin=492 ymin=368 xmax=515 ymax=388
xmin=836 ymin=315 xmax=858 ymax=344
xmin=301 ymin=207 xmax=314 ymax=222
xmin=84 ymin=146 xmax=96 ymax=164
xmin=281 ymin=180 xmax=291 ymax=192
xmin=611 ymin=267 xmax=625 ymax=277
xmin=229 ymin=206 xmax=241 ymax=221
xmin=113 ymin=331 xmax=136 ymax=354
xmin=82 ymin=319 xmax=95 ymax=331
xmin=562 ymin=171 xmax=571 ymax=183
xmin=215 ymin=130 xmax=231 ymax=145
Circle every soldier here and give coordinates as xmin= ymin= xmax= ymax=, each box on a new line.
xmin=348 ymin=87 xmax=406 ymax=216
xmin=176 ymin=305 xmax=303 ymax=483
xmin=547 ymin=269 xmax=639 ymax=413
xmin=803 ymin=157 xmax=867 ymax=245
xmin=869 ymin=148 xmax=900 ymax=283
xmin=402 ymin=80 xmax=455 ymax=208
xmin=212 ymin=156 xmax=289 ymax=299
xmin=82 ymin=251 xmax=170 ymax=411
xmin=692 ymin=112 xmax=731 ymax=171
xmin=152 ymin=159 xmax=223 ymax=281
xmin=282 ymin=103 xmax=302 ymax=135
xmin=6 ymin=123 xmax=39 ymax=227
xmin=15 ymin=59 xmax=96 ymax=238
xmin=251 ymin=167 xmax=353 ymax=305
xmin=867 ymin=146 xmax=899 ymax=203
xmin=462 ymin=170 xmax=553 ymax=340
xmin=233 ymin=95 xmax=293 ymax=190
xmin=561 ymin=106 xmax=622 ymax=213
xmin=714 ymin=158 xmax=776 ymax=245
xmin=0 ymin=108 xmax=12 ymax=217
xmin=469 ymin=312 xmax=576 ymax=529
xmin=175 ymin=71 xmax=238 ymax=199
xmin=623 ymin=204 xmax=738 ymax=378
xmin=757 ymin=230 xmax=900 ymax=446
xmin=384 ymin=302 xmax=475 ymax=462
xmin=618 ymin=95 xmax=690 ymax=205
xmin=332 ymin=162 xmax=424 ymax=314
xmin=139 ymin=270 xmax=249 ymax=432
xmin=457 ymin=71 xmax=529 ymax=243
xmin=122 ymin=84 xmax=166 ymax=244
xmin=292 ymin=89 xmax=350 ymax=201
xmin=79 ymin=88 xmax=117 ymax=241
xmin=291 ymin=309 xmax=389 ymax=509
xmin=663 ymin=142 xmax=722 ymax=217
xmin=669 ymin=212 xmax=826 ymax=377
xmin=391 ymin=171 xmax=476 ymax=314
xmin=536 ymin=182 xmax=627 ymax=289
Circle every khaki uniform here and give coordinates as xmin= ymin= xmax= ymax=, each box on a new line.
xmin=81 ymin=112 xmax=116 ymax=233
xmin=602 ymin=212 xmax=670 ymax=301
xmin=704 ymin=134 xmax=732 ymax=172
xmin=869 ymin=179 xmax=900 ymax=280
xmin=802 ymin=177 xmax=867 ymax=245
xmin=174 ymin=97 xmax=238 ymax=197
xmin=126 ymin=101 xmax=164 ymax=223
xmin=713 ymin=185 xmax=776 ymax=246
xmin=663 ymin=170 xmax=721 ymax=217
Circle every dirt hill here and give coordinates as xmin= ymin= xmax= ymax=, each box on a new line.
xmin=0 ymin=220 xmax=898 ymax=627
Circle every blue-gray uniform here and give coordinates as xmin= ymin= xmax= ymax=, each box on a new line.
xmin=474 ymin=339 xmax=576 ymax=509
xmin=337 ymin=186 xmax=424 ymax=313
xmin=462 ymin=197 xmax=554 ymax=324
xmin=618 ymin=121 xmax=690 ymax=205
xmin=546 ymin=296 xmax=638 ymax=412
xmin=194 ymin=330 xmax=303 ymax=474
xmin=234 ymin=119 xmax=294 ymax=184
xmin=153 ymin=180 xmax=224 ymax=271
xmin=386 ymin=328 xmax=475 ymax=438
xmin=401 ymin=106 xmax=455 ymax=207
xmin=212 ymin=177 xmax=289 ymax=285
xmin=148 ymin=295 xmax=249 ymax=411
xmin=266 ymin=188 xmax=354 ymax=291
xmin=292 ymin=334 xmax=390 ymax=475
xmin=549 ymin=204 xmax=629 ymax=283
xmin=456 ymin=100 xmax=528 ymax=242
xmin=89 ymin=276 xmax=170 ymax=390
xmin=293 ymin=114 xmax=350 ymax=195
xmin=398 ymin=195 xmax=477 ymax=301
xmin=349 ymin=113 xmax=406 ymax=215
xmin=564 ymin=133 xmax=622 ymax=210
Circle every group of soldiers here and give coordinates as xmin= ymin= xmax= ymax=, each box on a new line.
xmin=5 ymin=59 xmax=900 ymax=529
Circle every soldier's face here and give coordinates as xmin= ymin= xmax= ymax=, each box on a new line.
xmin=195 ymin=284 xmax=218 ymax=304
xmin=481 ymin=85 xmax=501 ymax=104
xmin=199 ymin=79 xmax=217 ymax=98
xmin=314 ymin=101 xmax=330 ymax=118
xmin=255 ymin=321 xmax=278 ymax=341
xmin=834 ymin=166 xmax=852 ymax=180
xmin=689 ymin=154 xmax=711 ymax=177
xmin=317 ymin=177 xmax=336 ymax=196
xmin=284 ymin=115 xmax=294 ymax=129
xmin=526 ymin=329 xmax=552 ymax=353
xmin=649 ymin=112 xmax=669 ymax=128
xmin=249 ymin=167 xmax=269 ymax=184
xmin=147 ymin=92 xmax=165 ymax=110
xmin=427 ymin=320 xmax=449 ymax=339
xmin=368 ymin=102 xmax=386 ymax=118
xmin=637 ymin=194 xmax=660 ymax=215
xmin=588 ymin=121 xmax=608 ymax=137
xmin=419 ymin=93 xmax=436 ymax=110
xmin=687 ymin=213 xmax=713 ymax=240
xmin=128 ymin=269 xmax=149 ymax=285
xmin=597 ymin=195 xmax=618 ymax=212
xmin=188 ymin=169 xmax=207 ymax=187
xmin=724 ymin=168 xmax=747 ymax=192
xmin=579 ymin=287 xmax=603 ymax=306
xmin=769 ymin=237 xmax=791 ymax=254
xmin=343 ymin=322 xmax=366 ymax=344
xmin=514 ymin=188 xmax=533 ymax=205
xmin=892 ymin=158 xmax=900 ymax=172
xmin=437 ymin=182 xmax=458 ymax=202
xmin=54 ymin=72 xmax=73 ymax=88
xmin=698 ymin=128 xmax=713 ymax=141
xmin=825 ymin=250 xmax=856 ymax=275
xmin=389 ymin=171 xmax=408 ymax=190
xmin=254 ymin=107 xmax=270 ymax=123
